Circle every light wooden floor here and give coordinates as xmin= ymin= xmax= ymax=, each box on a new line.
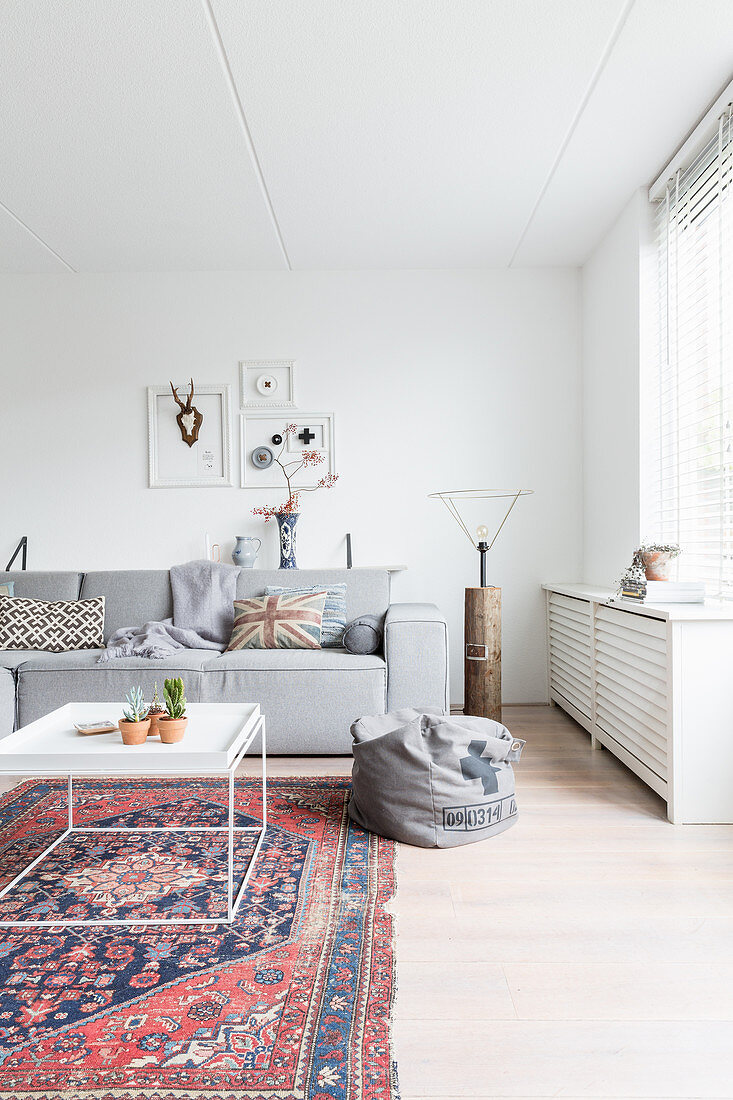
xmin=251 ymin=705 xmax=733 ymax=1100
xmin=3 ymin=705 xmax=733 ymax=1097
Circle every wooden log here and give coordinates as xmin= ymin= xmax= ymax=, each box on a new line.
xmin=464 ymin=586 xmax=501 ymax=721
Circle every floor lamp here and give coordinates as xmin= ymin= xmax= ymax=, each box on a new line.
xmin=428 ymin=489 xmax=533 ymax=721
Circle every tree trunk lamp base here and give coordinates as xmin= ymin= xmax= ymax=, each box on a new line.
xmin=464 ymin=586 xmax=501 ymax=722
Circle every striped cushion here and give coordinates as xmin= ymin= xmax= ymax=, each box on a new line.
xmin=265 ymin=583 xmax=347 ymax=648
xmin=227 ymin=591 xmax=327 ymax=651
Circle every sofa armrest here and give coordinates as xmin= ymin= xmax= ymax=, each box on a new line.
xmin=384 ymin=603 xmax=449 ymax=713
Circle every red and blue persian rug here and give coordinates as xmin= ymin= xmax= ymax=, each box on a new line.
xmin=0 ymin=776 xmax=400 ymax=1099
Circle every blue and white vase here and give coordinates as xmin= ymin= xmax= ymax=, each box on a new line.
xmin=276 ymin=512 xmax=299 ymax=569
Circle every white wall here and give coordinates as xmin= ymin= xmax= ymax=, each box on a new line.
xmin=1 ymin=269 xmax=581 ymax=703
xmin=581 ymin=190 xmax=653 ymax=586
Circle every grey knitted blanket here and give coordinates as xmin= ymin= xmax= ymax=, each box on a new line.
xmin=98 ymin=559 xmax=239 ymax=662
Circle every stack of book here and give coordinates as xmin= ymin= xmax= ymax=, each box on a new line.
xmin=644 ymin=580 xmax=706 ymax=603
xmin=620 ymin=578 xmax=646 ymax=601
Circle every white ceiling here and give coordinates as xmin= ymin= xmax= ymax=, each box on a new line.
xmin=0 ymin=0 xmax=731 ymax=273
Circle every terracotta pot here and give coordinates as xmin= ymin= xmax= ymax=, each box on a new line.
xmin=119 ymin=718 xmax=151 ymax=745
xmin=147 ymin=709 xmax=165 ymax=737
xmin=641 ymin=550 xmax=676 ymax=581
xmin=159 ymin=716 xmax=188 ymax=743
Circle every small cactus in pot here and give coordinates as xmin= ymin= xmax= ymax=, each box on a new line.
xmin=147 ymin=681 xmax=165 ymax=738
xmin=119 ymin=686 xmax=151 ymax=745
xmin=159 ymin=677 xmax=188 ymax=743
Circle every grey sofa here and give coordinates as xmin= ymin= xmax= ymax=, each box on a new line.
xmin=0 ymin=568 xmax=448 ymax=753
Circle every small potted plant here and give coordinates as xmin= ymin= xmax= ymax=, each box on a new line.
xmin=639 ymin=540 xmax=681 ymax=581
xmin=119 ymin=686 xmax=151 ymax=745
xmin=147 ymin=682 xmax=165 ymax=738
xmin=159 ymin=677 xmax=188 ymax=743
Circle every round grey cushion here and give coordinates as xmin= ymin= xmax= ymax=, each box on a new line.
xmin=343 ymin=614 xmax=382 ymax=654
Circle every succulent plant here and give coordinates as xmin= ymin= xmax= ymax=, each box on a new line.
xmin=122 ymin=685 xmax=150 ymax=723
xmin=148 ymin=681 xmax=164 ymax=714
xmin=163 ymin=677 xmax=187 ymax=719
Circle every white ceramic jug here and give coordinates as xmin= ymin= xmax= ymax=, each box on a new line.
xmin=232 ymin=536 xmax=261 ymax=569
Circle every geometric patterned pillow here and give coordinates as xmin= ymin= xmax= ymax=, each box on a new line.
xmin=0 ymin=595 xmax=105 ymax=651
xmin=227 ymin=591 xmax=327 ymax=650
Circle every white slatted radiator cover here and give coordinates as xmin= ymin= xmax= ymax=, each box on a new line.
xmin=544 ymin=583 xmax=733 ymax=823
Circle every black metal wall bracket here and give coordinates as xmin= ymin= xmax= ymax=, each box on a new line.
xmin=5 ymin=537 xmax=27 ymax=572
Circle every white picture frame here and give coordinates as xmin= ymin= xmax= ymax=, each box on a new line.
xmin=240 ymin=412 xmax=335 ymax=489
xmin=240 ymin=359 xmax=296 ymax=409
xmin=148 ymin=384 xmax=233 ymax=488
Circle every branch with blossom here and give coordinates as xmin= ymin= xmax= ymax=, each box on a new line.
xmin=252 ymin=424 xmax=339 ymax=521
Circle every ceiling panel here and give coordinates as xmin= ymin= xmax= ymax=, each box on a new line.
xmin=0 ymin=204 xmax=69 ymax=272
xmin=0 ymin=1 xmax=286 ymax=271
xmin=514 ymin=0 xmax=733 ymax=265
xmin=2 ymin=0 xmax=729 ymax=272
xmin=212 ymin=0 xmax=626 ymax=268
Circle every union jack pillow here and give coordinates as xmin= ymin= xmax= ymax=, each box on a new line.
xmin=227 ymin=590 xmax=328 ymax=650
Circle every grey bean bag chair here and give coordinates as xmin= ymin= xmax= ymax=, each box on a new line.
xmin=349 ymin=707 xmax=525 ymax=847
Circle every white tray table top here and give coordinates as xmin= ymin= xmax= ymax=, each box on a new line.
xmin=0 ymin=702 xmax=261 ymax=774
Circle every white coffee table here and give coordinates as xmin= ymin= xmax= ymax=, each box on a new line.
xmin=0 ymin=702 xmax=266 ymax=928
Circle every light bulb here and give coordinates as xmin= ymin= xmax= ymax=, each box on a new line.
xmin=476 ymin=525 xmax=489 ymax=541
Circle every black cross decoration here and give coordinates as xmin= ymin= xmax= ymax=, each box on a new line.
xmin=298 ymin=427 xmax=316 ymax=445
xmin=460 ymin=740 xmax=501 ymax=796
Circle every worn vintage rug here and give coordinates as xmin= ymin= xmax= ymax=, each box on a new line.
xmin=0 ymin=776 xmax=399 ymax=1099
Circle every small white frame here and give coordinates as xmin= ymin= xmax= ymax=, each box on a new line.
xmin=240 ymin=359 xmax=296 ymax=409
xmin=240 ymin=412 xmax=335 ymax=489
xmin=148 ymin=384 xmax=233 ymax=488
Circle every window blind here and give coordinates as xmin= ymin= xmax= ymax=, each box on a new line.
xmin=646 ymin=105 xmax=733 ymax=597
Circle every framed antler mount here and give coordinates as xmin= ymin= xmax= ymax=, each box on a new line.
xmin=148 ymin=383 xmax=233 ymax=488
xmin=170 ymin=378 xmax=203 ymax=446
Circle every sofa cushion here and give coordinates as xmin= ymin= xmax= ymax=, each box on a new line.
xmin=16 ymin=649 xmax=216 ymax=673
xmin=343 ymin=614 xmax=383 ymax=655
xmin=0 ymin=582 xmax=14 ymax=597
xmin=0 ymin=649 xmax=43 ymax=670
xmin=79 ymin=571 xmax=173 ymax=641
xmin=0 ymin=571 xmax=81 ymax=601
xmin=236 ymin=569 xmax=389 ymax=623
xmin=202 ymin=648 xmax=386 ymax=753
xmin=15 ymin=650 xmax=213 ymax=728
xmin=0 ymin=595 xmax=105 ymax=652
xmin=0 ymin=669 xmax=14 ymax=739
xmin=265 ymin=583 xmax=347 ymax=647
xmin=0 ymin=647 xmax=157 ymax=671
xmin=207 ymin=648 xmax=385 ymax=672
xmin=227 ymin=591 xmax=327 ymax=651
